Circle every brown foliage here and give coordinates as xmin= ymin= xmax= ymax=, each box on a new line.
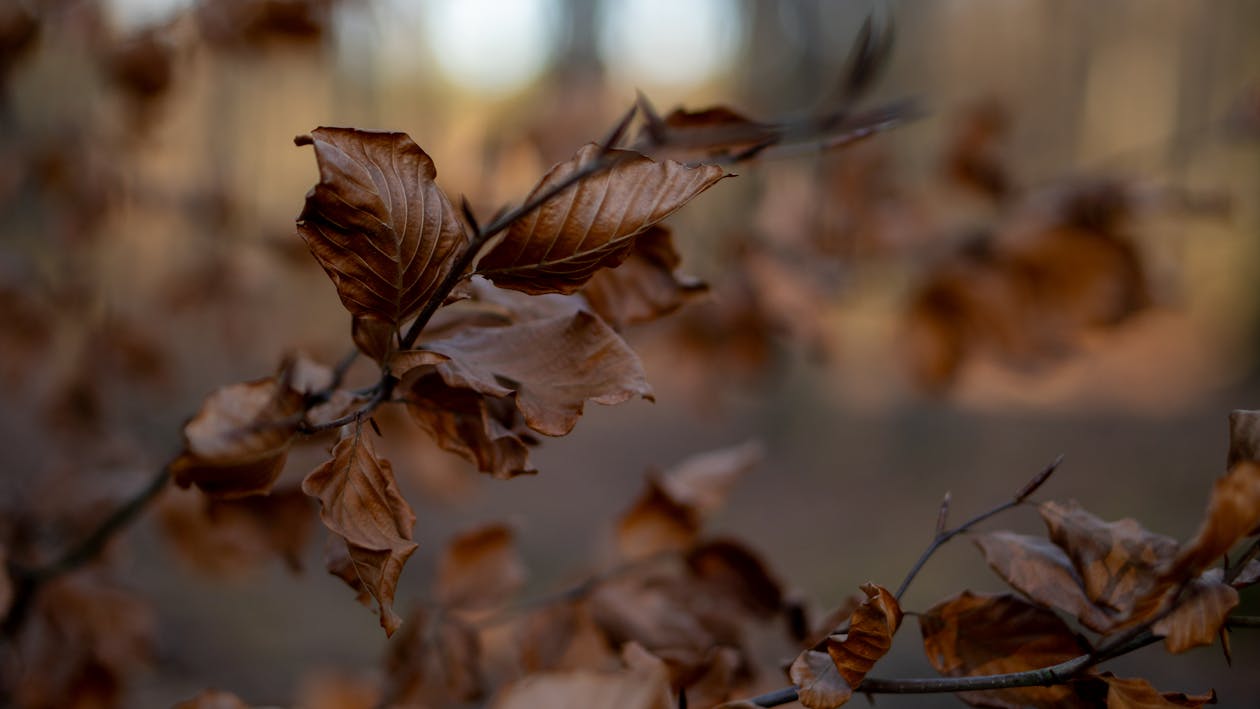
xmin=789 ymin=584 xmax=902 ymax=709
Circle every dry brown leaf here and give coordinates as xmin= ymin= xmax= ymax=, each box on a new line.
xmin=789 ymin=583 xmax=901 ymax=709
xmin=685 ymin=539 xmax=784 ymax=619
xmin=405 ymin=373 xmax=538 ymax=478
xmin=159 ymin=486 xmax=315 ymax=576
xmin=1162 ymin=461 xmax=1260 ymax=583
xmin=476 ymin=144 xmax=728 ymax=294
xmin=659 ymin=440 xmax=763 ymax=517
xmin=388 ymin=608 xmax=484 ymax=704
xmin=491 ymin=666 xmax=672 ymax=709
xmin=920 ymin=591 xmax=1091 ymax=709
xmin=580 ymin=225 xmax=708 ymax=329
xmin=616 ymin=479 xmax=701 ymax=560
xmin=1226 ymin=410 xmax=1260 ymax=468
xmin=294 ymin=670 xmax=382 ymax=709
xmin=171 ymin=375 xmax=304 ymax=499
xmin=1098 ymin=673 xmax=1217 ymax=708
xmin=517 ymin=601 xmax=618 ymax=673
xmin=174 ymin=689 xmax=252 ymax=709
xmin=437 ymin=523 xmax=526 ymax=609
xmin=303 ymin=424 xmax=418 ymax=636
xmin=973 ymin=531 xmax=1114 ymax=632
xmin=1150 ymin=575 xmax=1238 ymax=654
xmin=296 ymin=127 xmax=469 ymax=361
xmin=637 ymin=104 xmax=780 ymax=161
xmin=396 ymin=310 xmax=651 ymax=436
xmin=1040 ymin=500 xmax=1178 ymax=621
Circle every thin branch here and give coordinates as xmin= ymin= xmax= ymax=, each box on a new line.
xmin=1225 ymin=538 xmax=1260 ymax=585
xmin=894 ymin=455 xmax=1063 ymax=600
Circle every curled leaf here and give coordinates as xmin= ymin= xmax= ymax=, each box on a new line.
xmin=405 ymin=374 xmax=538 ymax=478
xmin=581 ymin=226 xmax=708 ymax=329
xmin=303 ymin=424 xmax=418 ymax=636
xmin=296 ymin=127 xmax=469 ymax=361
xmin=789 ymin=583 xmax=901 ymax=709
xmin=476 ymin=144 xmax=728 ymax=295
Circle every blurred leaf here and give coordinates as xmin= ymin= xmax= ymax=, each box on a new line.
xmin=685 ymin=539 xmax=784 ymax=619
xmin=1097 ymin=674 xmax=1217 ymax=708
xmin=477 ymin=144 xmax=728 ymax=295
xmin=171 ymin=376 xmax=303 ymax=499
xmin=296 ymin=127 xmax=469 ymax=361
xmin=1162 ymin=461 xmax=1260 ymax=583
xmin=395 ymin=310 xmax=651 ymax=437
xmin=636 ymin=99 xmax=780 ymax=161
xmin=659 ymin=440 xmax=763 ymax=517
xmin=303 ymin=424 xmax=417 ymax=636
xmin=404 ymin=374 xmax=538 ymax=478
xmin=920 ymin=591 xmax=1090 ymax=709
xmin=387 ymin=608 xmax=483 ymax=704
xmin=490 ymin=666 xmax=672 ymax=709
xmin=581 ymin=226 xmax=708 ymax=329
xmin=1227 ymin=410 xmax=1260 ymax=468
xmin=437 ymin=523 xmax=526 ymax=609
xmin=159 ymin=486 xmax=315 ymax=576
xmin=617 ymin=479 xmax=700 ymax=560
xmin=294 ymin=670 xmax=382 ymax=709
xmin=173 ymin=689 xmax=252 ymax=709
xmin=789 ymin=584 xmax=901 ymax=709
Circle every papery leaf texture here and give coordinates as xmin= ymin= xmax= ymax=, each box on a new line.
xmin=476 ymin=144 xmax=728 ymax=294
xmin=789 ymin=583 xmax=901 ymax=709
xmin=303 ymin=423 xmax=418 ymax=636
xmin=296 ymin=127 xmax=469 ymax=361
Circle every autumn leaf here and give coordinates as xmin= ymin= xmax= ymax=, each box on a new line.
xmin=920 ymin=591 xmax=1091 ymax=709
xmin=1040 ymin=500 xmax=1178 ymax=622
xmin=173 ymin=689 xmax=252 ymax=709
xmin=475 ymin=144 xmax=728 ymax=294
xmin=405 ymin=373 xmax=539 ymax=478
xmin=1162 ymin=461 xmax=1260 ymax=583
xmin=387 ymin=608 xmax=484 ymax=704
xmin=1227 ymin=409 xmax=1260 ymax=468
xmin=491 ymin=666 xmax=673 ymax=709
xmin=1095 ymin=673 xmax=1217 ymax=708
xmin=581 ymin=226 xmax=708 ymax=329
xmin=395 ymin=309 xmax=651 ymax=437
xmin=685 ymin=539 xmax=784 ymax=619
xmin=789 ymin=583 xmax=901 ymax=709
xmin=296 ymin=127 xmax=469 ymax=361
xmin=302 ymin=424 xmax=418 ymax=636
xmin=1150 ymin=573 xmax=1238 ymax=654
xmin=171 ymin=375 xmax=304 ymax=499
xmin=635 ymin=99 xmax=781 ymax=162
xmin=437 ymin=523 xmax=526 ymax=609
xmin=973 ymin=531 xmax=1114 ymax=632
xmin=159 ymin=486 xmax=315 ymax=576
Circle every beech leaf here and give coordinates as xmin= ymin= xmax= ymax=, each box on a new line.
xmin=1150 ymin=575 xmax=1238 ymax=654
xmin=789 ymin=583 xmax=901 ymax=709
xmin=395 ymin=310 xmax=651 ymax=437
xmin=491 ymin=667 xmax=672 ymax=709
xmin=296 ymin=127 xmax=469 ymax=361
xmin=1162 ymin=461 xmax=1260 ymax=583
xmin=437 ymin=523 xmax=526 ymax=609
xmin=1097 ymin=674 xmax=1217 ymax=708
xmin=476 ymin=144 xmax=729 ymax=295
xmin=173 ymin=690 xmax=252 ymax=709
xmin=388 ymin=608 xmax=484 ymax=704
xmin=303 ymin=424 xmax=418 ymax=636
xmin=974 ymin=531 xmax=1114 ymax=632
xmin=405 ymin=374 xmax=538 ymax=478
xmin=920 ymin=591 xmax=1091 ymax=709
xmin=581 ymin=225 xmax=708 ymax=329
xmin=171 ymin=375 xmax=304 ymax=499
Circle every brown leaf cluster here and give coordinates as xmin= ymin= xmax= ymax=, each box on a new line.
xmin=789 ymin=584 xmax=902 ymax=709
xmin=159 ymin=486 xmax=315 ymax=576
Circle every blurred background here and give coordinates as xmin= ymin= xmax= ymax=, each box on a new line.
xmin=2 ymin=0 xmax=1260 ymax=706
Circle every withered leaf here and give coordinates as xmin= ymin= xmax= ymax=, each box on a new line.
xmin=685 ymin=539 xmax=784 ymax=618
xmin=636 ymin=100 xmax=780 ymax=161
xmin=1097 ymin=673 xmax=1217 ymax=708
xmin=617 ymin=478 xmax=700 ymax=560
xmin=173 ymin=689 xmax=252 ymax=709
xmin=1226 ymin=409 xmax=1260 ymax=468
xmin=789 ymin=583 xmax=901 ymax=709
xmin=1162 ymin=461 xmax=1260 ymax=583
xmin=388 ymin=608 xmax=483 ymax=704
xmin=659 ymin=439 xmax=763 ymax=517
xmin=973 ymin=531 xmax=1114 ymax=632
xmin=437 ymin=523 xmax=526 ymax=609
xmin=1150 ymin=575 xmax=1238 ymax=654
xmin=1040 ymin=500 xmax=1178 ymax=621
xmin=476 ymin=144 xmax=728 ymax=294
xmin=303 ymin=424 xmax=418 ymax=636
xmin=396 ymin=310 xmax=651 ymax=437
xmin=159 ymin=486 xmax=315 ymax=576
xmin=491 ymin=667 xmax=672 ymax=709
xmin=920 ymin=591 xmax=1091 ymax=709
xmin=171 ymin=375 xmax=304 ymax=499
xmin=581 ymin=225 xmax=708 ymax=329
xmin=296 ymin=127 xmax=469 ymax=361
xmin=405 ymin=374 xmax=538 ymax=478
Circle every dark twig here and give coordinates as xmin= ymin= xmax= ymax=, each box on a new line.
xmin=1225 ymin=538 xmax=1260 ymax=585
xmin=894 ymin=455 xmax=1063 ymax=600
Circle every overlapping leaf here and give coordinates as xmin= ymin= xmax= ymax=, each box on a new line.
xmin=296 ymin=127 xmax=469 ymax=361
xmin=580 ymin=226 xmax=708 ymax=329
xmin=302 ymin=424 xmax=417 ymax=636
xmin=789 ymin=584 xmax=902 ymax=709
xmin=159 ymin=486 xmax=315 ymax=576
xmin=405 ymin=373 xmax=539 ymax=478
xmin=387 ymin=608 xmax=484 ymax=704
xmin=395 ymin=310 xmax=651 ymax=437
xmin=475 ymin=144 xmax=728 ymax=294
xmin=919 ymin=591 xmax=1090 ymax=708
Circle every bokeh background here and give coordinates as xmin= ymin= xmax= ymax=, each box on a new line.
xmin=2 ymin=0 xmax=1260 ymax=706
